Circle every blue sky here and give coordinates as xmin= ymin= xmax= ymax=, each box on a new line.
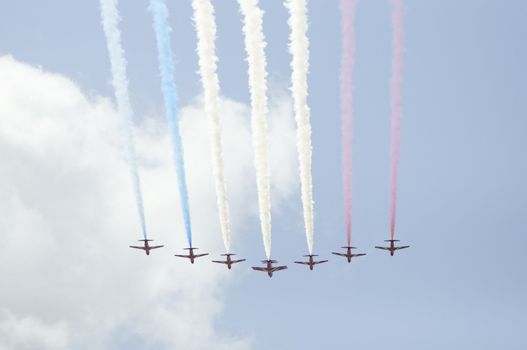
xmin=1 ymin=1 xmax=526 ymax=349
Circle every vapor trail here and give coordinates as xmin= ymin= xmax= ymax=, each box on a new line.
xmin=191 ymin=0 xmax=232 ymax=252
xmin=99 ymin=0 xmax=148 ymax=239
xmin=149 ymin=0 xmax=193 ymax=247
xmin=389 ymin=0 xmax=404 ymax=240
xmin=340 ymin=0 xmax=357 ymax=246
xmin=285 ymin=0 xmax=315 ymax=254
xmin=238 ymin=0 xmax=272 ymax=259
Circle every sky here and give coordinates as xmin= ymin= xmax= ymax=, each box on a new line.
xmin=1 ymin=0 xmax=527 ymax=349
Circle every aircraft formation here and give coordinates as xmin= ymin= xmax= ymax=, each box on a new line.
xmin=129 ymin=239 xmax=409 ymax=278
xmin=100 ymin=0 xmax=409 ymax=276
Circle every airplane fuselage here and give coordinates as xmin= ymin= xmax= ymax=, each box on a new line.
xmin=346 ymin=248 xmax=352 ymax=262
xmin=307 ymin=257 xmax=315 ymax=270
xmin=263 ymin=261 xmax=276 ymax=277
xmin=186 ymin=248 xmax=196 ymax=263
xmin=341 ymin=248 xmax=354 ymax=262
xmin=266 ymin=262 xmax=273 ymax=277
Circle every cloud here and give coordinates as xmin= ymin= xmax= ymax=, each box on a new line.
xmin=0 ymin=56 xmax=297 ymax=350
xmin=0 ymin=311 xmax=69 ymax=350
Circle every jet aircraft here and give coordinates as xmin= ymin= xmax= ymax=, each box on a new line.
xmin=375 ymin=239 xmax=409 ymax=256
xmin=252 ymin=260 xmax=287 ymax=278
xmin=175 ymin=247 xmax=209 ymax=264
xmin=332 ymin=246 xmax=366 ymax=263
xmin=212 ymin=254 xmax=246 ymax=269
xmin=129 ymin=239 xmax=164 ymax=255
xmin=294 ymin=254 xmax=328 ymax=270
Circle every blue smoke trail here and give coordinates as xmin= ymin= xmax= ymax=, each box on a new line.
xmin=100 ymin=0 xmax=148 ymax=240
xmin=149 ymin=0 xmax=193 ymax=247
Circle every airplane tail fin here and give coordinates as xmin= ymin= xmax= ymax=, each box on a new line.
xmin=303 ymin=254 xmax=318 ymax=257
xmin=341 ymin=246 xmax=356 ymax=249
xmin=139 ymin=239 xmax=154 ymax=242
xmin=384 ymin=239 xmax=400 ymax=242
xmin=183 ymin=247 xmax=197 ymax=250
xmin=221 ymin=253 xmax=234 ymax=256
xmin=262 ymin=260 xmax=278 ymax=263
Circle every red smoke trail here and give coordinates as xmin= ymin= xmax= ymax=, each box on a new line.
xmin=340 ymin=0 xmax=356 ymax=246
xmin=389 ymin=0 xmax=404 ymax=240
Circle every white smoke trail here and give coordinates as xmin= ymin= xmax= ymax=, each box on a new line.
xmin=238 ymin=0 xmax=272 ymax=259
xmin=191 ymin=0 xmax=232 ymax=252
xmin=99 ymin=0 xmax=148 ymax=239
xmin=285 ymin=0 xmax=314 ymax=254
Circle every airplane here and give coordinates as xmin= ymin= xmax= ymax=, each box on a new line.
xmin=375 ymin=239 xmax=410 ymax=256
xmin=252 ymin=260 xmax=288 ymax=278
xmin=294 ymin=254 xmax=328 ymax=270
xmin=212 ymin=253 xmax=246 ymax=269
xmin=332 ymin=246 xmax=366 ymax=263
xmin=175 ymin=247 xmax=209 ymax=264
xmin=129 ymin=239 xmax=164 ymax=255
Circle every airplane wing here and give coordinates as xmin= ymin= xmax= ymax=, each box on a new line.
xmin=174 ymin=254 xmax=190 ymax=258
xmin=195 ymin=253 xmax=209 ymax=258
xmin=150 ymin=245 xmax=164 ymax=249
xmin=314 ymin=260 xmax=328 ymax=264
xmin=129 ymin=246 xmax=146 ymax=250
xmin=294 ymin=261 xmax=309 ymax=265
xmin=352 ymin=253 xmax=366 ymax=257
xmin=332 ymin=252 xmax=347 ymax=257
xmin=212 ymin=260 xmax=228 ymax=264
xmin=252 ymin=267 xmax=267 ymax=272
xmin=394 ymin=246 xmax=410 ymax=250
xmin=231 ymin=259 xmax=246 ymax=263
xmin=271 ymin=266 xmax=288 ymax=272
xmin=374 ymin=246 xmax=390 ymax=250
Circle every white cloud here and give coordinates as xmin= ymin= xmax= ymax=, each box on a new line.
xmin=0 ymin=311 xmax=69 ymax=350
xmin=0 ymin=56 xmax=297 ymax=350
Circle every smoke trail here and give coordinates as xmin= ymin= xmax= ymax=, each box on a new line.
xmin=238 ymin=0 xmax=272 ymax=259
xmin=340 ymin=0 xmax=357 ymax=246
xmin=149 ymin=0 xmax=193 ymax=247
xmin=99 ymin=0 xmax=148 ymax=239
xmin=285 ymin=0 xmax=315 ymax=254
xmin=389 ymin=0 xmax=404 ymax=240
xmin=190 ymin=0 xmax=232 ymax=252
